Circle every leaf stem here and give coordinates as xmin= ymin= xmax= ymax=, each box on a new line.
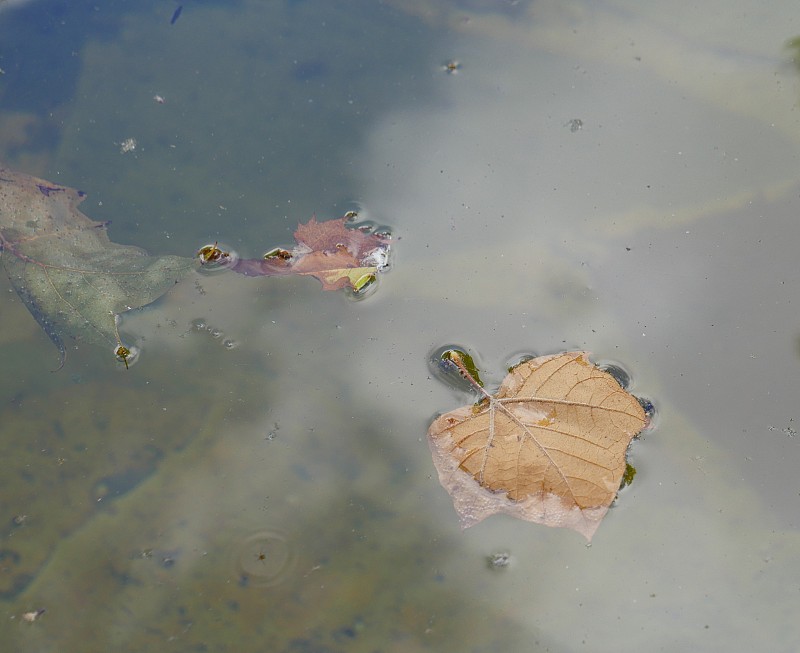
xmin=444 ymin=350 xmax=491 ymax=399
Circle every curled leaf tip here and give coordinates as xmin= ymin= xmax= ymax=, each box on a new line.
xmin=197 ymin=242 xmax=230 ymax=265
xmin=263 ymin=247 xmax=292 ymax=261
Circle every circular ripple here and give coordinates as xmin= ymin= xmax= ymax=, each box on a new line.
xmin=234 ymin=531 xmax=295 ymax=587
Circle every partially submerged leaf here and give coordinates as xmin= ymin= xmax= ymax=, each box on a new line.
xmin=427 ymin=351 xmax=647 ymax=541
xmin=0 ymin=167 xmax=197 ymax=367
xmin=224 ymin=216 xmax=391 ymax=292
xmin=1 ymin=166 xmax=392 ymax=368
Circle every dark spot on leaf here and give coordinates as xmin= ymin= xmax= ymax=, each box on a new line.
xmin=36 ymin=184 xmax=64 ymax=197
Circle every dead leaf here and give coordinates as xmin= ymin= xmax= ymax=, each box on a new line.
xmin=0 ymin=167 xmax=197 ymax=368
xmin=1 ymin=166 xmax=391 ymax=368
xmin=427 ymin=351 xmax=647 ymax=541
xmin=225 ymin=216 xmax=391 ymax=292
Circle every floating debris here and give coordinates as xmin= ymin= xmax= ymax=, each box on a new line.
xmin=170 ymin=5 xmax=183 ymax=25
xmin=114 ymin=344 xmax=133 ymax=369
xmin=565 ymin=118 xmax=583 ymax=132
xmin=22 ymin=609 xmax=45 ymax=623
xmin=486 ymin=551 xmax=511 ymax=569
xmin=442 ymin=60 xmax=461 ymax=74
xmin=197 ymin=242 xmax=230 ymax=265
xmin=119 ymin=137 xmax=137 ymax=154
xmin=153 ymin=94 xmax=166 ymax=104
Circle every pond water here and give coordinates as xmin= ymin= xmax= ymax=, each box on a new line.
xmin=1 ymin=1 xmax=799 ymax=651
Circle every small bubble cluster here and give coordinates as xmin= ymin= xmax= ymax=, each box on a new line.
xmin=486 ymin=551 xmax=511 ymax=570
xmin=190 ymin=318 xmax=238 ymax=350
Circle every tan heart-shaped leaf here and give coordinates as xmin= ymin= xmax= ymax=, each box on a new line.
xmin=427 ymin=351 xmax=647 ymax=541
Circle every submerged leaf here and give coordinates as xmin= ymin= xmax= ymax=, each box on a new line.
xmin=0 ymin=167 xmax=197 ymax=367
xmin=427 ymin=351 xmax=647 ymax=541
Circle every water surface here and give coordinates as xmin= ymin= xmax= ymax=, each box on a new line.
xmin=1 ymin=1 xmax=799 ymax=651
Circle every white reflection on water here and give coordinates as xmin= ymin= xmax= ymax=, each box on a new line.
xmin=349 ymin=1 xmax=800 ymax=649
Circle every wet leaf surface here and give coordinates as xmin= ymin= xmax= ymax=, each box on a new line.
xmin=228 ymin=216 xmax=390 ymax=292
xmin=428 ymin=351 xmax=647 ymax=541
xmin=0 ymin=167 xmax=391 ymax=367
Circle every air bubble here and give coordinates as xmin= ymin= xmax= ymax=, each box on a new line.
xmin=208 ymin=328 xmax=223 ymax=339
xmin=190 ymin=318 xmax=207 ymax=331
xmin=222 ymin=339 xmax=237 ymax=350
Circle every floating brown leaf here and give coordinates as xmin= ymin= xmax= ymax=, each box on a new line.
xmin=226 ymin=216 xmax=390 ymax=292
xmin=0 ymin=165 xmax=391 ymax=368
xmin=427 ymin=351 xmax=647 ymax=541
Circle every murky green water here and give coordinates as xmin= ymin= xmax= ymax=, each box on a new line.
xmin=1 ymin=1 xmax=799 ymax=651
